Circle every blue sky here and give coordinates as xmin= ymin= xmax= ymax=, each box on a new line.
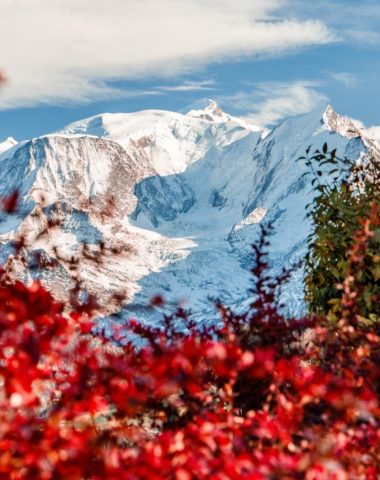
xmin=0 ymin=0 xmax=379 ymax=140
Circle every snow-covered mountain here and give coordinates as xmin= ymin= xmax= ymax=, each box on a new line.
xmin=0 ymin=100 xmax=377 ymax=324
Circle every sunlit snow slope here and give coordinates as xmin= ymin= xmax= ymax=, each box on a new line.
xmin=0 ymin=100 xmax=376 ymax=323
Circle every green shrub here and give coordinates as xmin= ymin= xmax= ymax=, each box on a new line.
xmin=301 ymin=144 xmax=380 ymax=321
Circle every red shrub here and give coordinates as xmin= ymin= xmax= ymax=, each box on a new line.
xmin=0 ymin=218 xmax=379 ymax=478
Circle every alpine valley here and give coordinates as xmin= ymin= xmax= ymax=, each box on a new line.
xmin=0 ymin=100 xmax=379 ymax=326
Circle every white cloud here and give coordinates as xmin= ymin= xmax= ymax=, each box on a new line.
xmin=156 ymin=80 xmax=217 ymax=92
xmin=220 ymin=82 xmax=328 ymax=126
xmin=0 ymin=0 xmax=334 ymax=109
xmin=331 ymin=72 xmax=358 ymax=87
xmin=345 ymin=30 xmax=380 ymax=45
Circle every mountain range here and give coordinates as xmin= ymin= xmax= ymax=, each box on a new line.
xmin=0 ymin=100 xmax=378 ymax=326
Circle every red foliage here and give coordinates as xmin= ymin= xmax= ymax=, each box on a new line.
xmin=0 ymin=218 xmax=379 ymax=478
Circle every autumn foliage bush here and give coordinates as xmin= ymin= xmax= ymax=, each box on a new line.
xmin=0 ymin=202 xmax=379 ymax=479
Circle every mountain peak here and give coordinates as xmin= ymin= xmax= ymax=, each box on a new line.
xmin=202 ymin=99 xmax=225 ymax=118
xmin=183 ymin=98 xmax=231 ymax=123
xmin=323 ymin=104 xmax=363 ymax=139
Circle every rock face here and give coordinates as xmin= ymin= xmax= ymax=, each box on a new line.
xmin=0 ymin=101 xmax=377 ymax=324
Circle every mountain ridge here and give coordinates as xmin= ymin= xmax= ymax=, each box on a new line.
xmin=0 ymin=101 xmax=376 ymax=325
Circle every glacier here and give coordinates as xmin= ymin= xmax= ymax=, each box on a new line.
xmin=0 ymin=100 xmax=378 ymax=325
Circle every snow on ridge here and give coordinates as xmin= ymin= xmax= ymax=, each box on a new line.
xmin=0 ymin=137 xmax=17 ymax=154
xmin=54 ymin=105 xmax=258 ymax=176
xmin=58 ymin=100 xmax=263 ymax=146
xmin=55 ymin=101 xmax=373 ymax=156
xmin=48 ymin=102 xmax=380 ymax=150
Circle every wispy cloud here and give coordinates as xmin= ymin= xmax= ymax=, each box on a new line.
xmin=156 ymin=80 xmax=217 ymax=93
xmin=331 ymin=72 xmax=358 ymax=87
xmin=291 ymin=0 xmax=380 ymax=46
xmin=345 ymin=30 xmax=380 ymax=45
xmin=0 ymin=0 xmax=334 ymax=110
xmin=220 ymin=81 xmax=328 ymax=126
